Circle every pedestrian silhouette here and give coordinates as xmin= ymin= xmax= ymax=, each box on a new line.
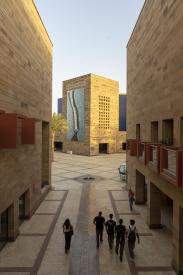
xmin=105 ymin=214 xmax=116 ymax=250
xmin=63 ymin=219 xmax=74 ymax=253
xmin=127 ymin=219 xmax=140 ymax=259
xmin=128 ymin=188 xmax=135 ymax=211
xmin=93 ymin=211 xmax=105 ymax=248
xmin=115 ymin=219 xmax=126 ymax=261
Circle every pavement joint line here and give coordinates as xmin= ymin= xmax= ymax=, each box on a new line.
xmin=0 ymin=267 xmax=32 ymax=272
xmin=136 ymin=266 xmax=173 ymax=272
xmin=0 ymin=191 xmax=69 ymax=274
xmin=118 ymin=212 xmax=141 ymax=215
xmin=30 ymin=190 xmax=69 ymax=275
xmin=44 ymin=199 xmax=63 ymax=201
xmin=108 ymin=190 xmax=138 ymax=275
xmin=34 ymin=213 xmax=56 ymax=216
xmin=19 ymin=233 xmax=47 ymax=237
xmin=114 ymin=199 xmax=128 ymax=201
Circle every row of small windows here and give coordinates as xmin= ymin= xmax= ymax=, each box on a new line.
xmin=99 ymin=96 xmax=111 ymax=129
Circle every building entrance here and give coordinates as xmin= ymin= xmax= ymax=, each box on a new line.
xmin=0 ymin=209 xmax=8 ymax=251
xmin=161 ymin=194 xmax=173 ymax=231
xmin=99 ymin=143 xmax=108 ymax=154
xmin=54 ymin=141 xmax=63 ymax=151
xmin=19 ymin=193 xmax=25 ymax=225
xmin=135 ymin=170 xmax=147 ymax=204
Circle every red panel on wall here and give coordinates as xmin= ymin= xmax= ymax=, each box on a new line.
xmin=0 ymin=113 xmax=17 ymax=148
xmin=21 ymin=118 xmax=35 ymax=144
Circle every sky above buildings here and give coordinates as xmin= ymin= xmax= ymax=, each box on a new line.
xmin=35 ymin=0 xmax=145 ymax=112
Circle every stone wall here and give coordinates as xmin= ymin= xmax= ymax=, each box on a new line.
xmin=0 ymin=0 xmax=52 ymax=239
xmin=62 ymin=74 xmax=126 ymax=156
xmin=127 ymin=0 xmax=183 ymax=272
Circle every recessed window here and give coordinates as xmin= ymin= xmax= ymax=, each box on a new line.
xmin=136 ymin=124 xmax=140 ymax=139
xmin=162 ymin=119 xmax=173 ymax=145
xmin=151 ymin=121 xmax=158 ymax=143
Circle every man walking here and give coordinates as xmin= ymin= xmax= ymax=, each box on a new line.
xmin=105 ymin=214 xmax=116 ymax=250
xmin=127 ymin=219 xmax=140 ymax=259
xmin=115 ymin=219 xmax=126 ymax=261
xmin=93 ymin=211 xmax=105 ymax=248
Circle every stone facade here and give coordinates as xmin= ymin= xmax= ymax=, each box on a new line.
xmin=0 ymin=0 xmax=52 ymax=244
xmin=127 ymin=0 xmax=183 ymax=273
xmin=62 ymin=74 xmax=126 ymax=156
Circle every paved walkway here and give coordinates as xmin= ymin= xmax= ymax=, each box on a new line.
xmin=0 ymin=152 xmax=175 ymax=275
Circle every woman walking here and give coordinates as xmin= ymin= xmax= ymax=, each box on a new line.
xmin=128 ymin=188 xmax=135 ymax=211
xmin=63 ymin=219 xmax=74 ymax=253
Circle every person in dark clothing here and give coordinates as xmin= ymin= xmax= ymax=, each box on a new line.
xmin=115 ymin=219 xmax=126 ymax=261
xmin=105 ymin=214 xmax=116 ymax=250
xmin=93 ymin=211 xmax=105 ymax=248
xmin=63 ymin=219 xmax=74 ymax=253
xmin=127 ymin=219 xmax=140 ymax=259
xmin=128 ymin=189 xmax=135 ymax=211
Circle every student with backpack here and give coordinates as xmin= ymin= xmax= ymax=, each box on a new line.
xmin=105 ymin=214 xmax=116 ymax=250
xmin=115 ymin=219 xmax=126 ymax=262
xmin=127 ymin=219 xmax=140 ymax=259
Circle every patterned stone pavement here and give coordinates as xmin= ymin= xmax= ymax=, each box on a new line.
xmin=0 ymin=152 xmax=176 ymax=275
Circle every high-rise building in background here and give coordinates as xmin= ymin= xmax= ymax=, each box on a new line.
xmin=62 ymin=74 xmax=126 ymax=156
xmin=0 ymin=0 xmax=52 ymax=249
xmin=57 ymin=98 xmax=62 ymax=114
xmin=119 ymin=94 xmax=126 ymax=131
xmin=127 ymin=0 xmax=183 ymax=273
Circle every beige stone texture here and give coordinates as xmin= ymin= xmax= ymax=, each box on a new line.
xmin=62 ymin=74 xmax=126 ymax=155
xmin=0 ymin=0 xmax=52 ymax=239
xmin=127 ymin=0 xmax=183 ymax=273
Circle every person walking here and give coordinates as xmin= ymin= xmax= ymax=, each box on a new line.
xmin=115 ymin=219 xmax=126 ymax=262
xmin=127 ymin=219 xmax=140 ymax=259
xmin=128 ymin=188 xmax=135 ymax=211
xmin=93 ymin=211 xmax=105 ymax=248
xmin=105 ymin=214 xmax=116 ymax=250
xmin=63 ymin=219 xmax=74 ymax=253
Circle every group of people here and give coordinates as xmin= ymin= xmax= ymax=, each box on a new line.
xmin=93 ymin=211 xmax=139 ymax=261
xmin=62 ymin=189 xmax=137 ymax=261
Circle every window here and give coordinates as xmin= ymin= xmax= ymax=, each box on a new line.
xmin=136 ymin=124 xmax=140 ymax=139
xmin=151 ymin=121 xmax=158 ymax=143
xmin=98 ymin=96 xmax=110 ymax=129
xmin=162 ymin=119 xmax=173 ymax=145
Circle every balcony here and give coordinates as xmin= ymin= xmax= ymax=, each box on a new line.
xmin=0 ymin=113 xmax=37 ymax=149
xmin=160 ymin=147 xmax=183 ymax=187
xmin=126 ymin=139 xmax=138 ymax=156
xmin=147 ymin=144 xmax=161 ymax=173
xmin=137 ymin=141 xmax=149 ymax=165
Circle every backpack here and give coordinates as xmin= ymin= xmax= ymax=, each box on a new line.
xmin=128 ymin=226 xmax=136 ymax=242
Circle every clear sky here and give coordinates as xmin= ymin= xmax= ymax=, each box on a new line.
xmin=35 ymin=0 xmax=145 ymax=112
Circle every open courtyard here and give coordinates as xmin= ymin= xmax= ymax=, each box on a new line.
xmin=0 ymin=152 xmax=175 ymax=275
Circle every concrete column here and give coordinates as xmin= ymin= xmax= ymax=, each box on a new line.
xmin=8 ymin=201 xmax=19 ymax=241
xmin=172 ymin=203 xmax=183 ymax=275
xmin=135 ymin=170 xmax=145 ymax=204
xmin=147 ymin=182 xmax=162 ymax=228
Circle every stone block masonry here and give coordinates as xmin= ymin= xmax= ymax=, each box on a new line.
xmin=0 ymin=0 xmax=52 ymax=243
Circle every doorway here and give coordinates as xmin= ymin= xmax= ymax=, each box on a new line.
xmin=19 ymin=193 xmax=25 ymax=225
xmin=135 ymin=170 xmax=147 ymax=204
xmin=99 ymin=143 xmax=108 ymax=154
xmin=0 ymin=209 xmax=8 ymax=251
xmin=54 ymin=141 xmax=63 ymax=151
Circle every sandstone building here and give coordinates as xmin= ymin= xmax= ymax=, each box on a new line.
xmin=62 ymin=74 xmax=126 ymax=156
xmin=127 ymin=0 xmax=183 ymax=273
xmin=0 ymin=0 xmax=52 ymax=249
